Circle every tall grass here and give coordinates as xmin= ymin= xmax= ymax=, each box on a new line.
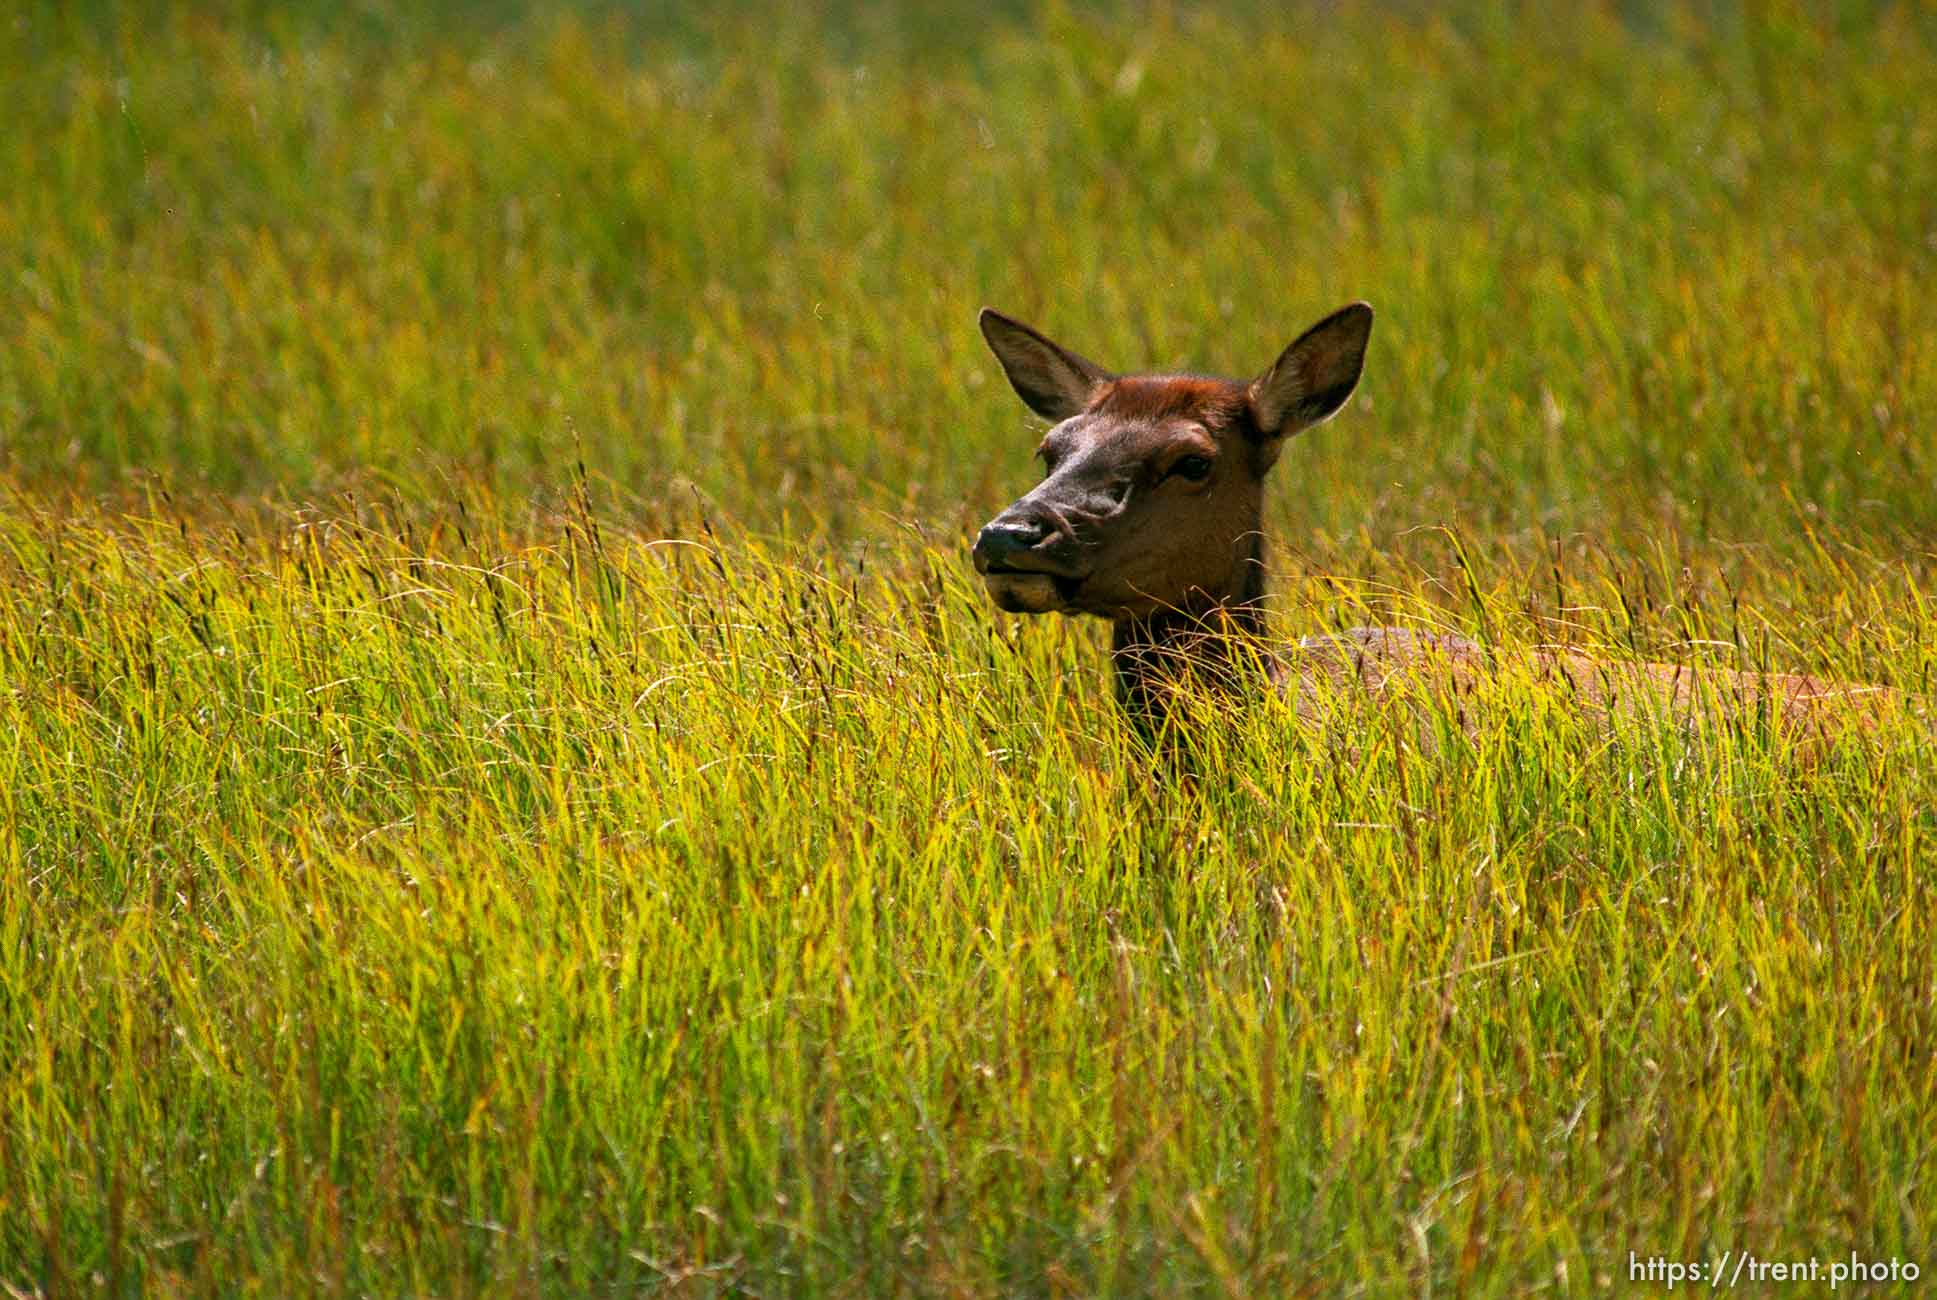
xmin=3 ymin=489 xmax=1933 ymax=1294
xmin=4 ymin=2 xmax=1934 ymax=543
xmin=3 ymin=1 xmax=1936 ymax=1294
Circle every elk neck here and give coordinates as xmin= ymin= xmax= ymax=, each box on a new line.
xmin=1108 ymin=529 xmax=1272 ymax=727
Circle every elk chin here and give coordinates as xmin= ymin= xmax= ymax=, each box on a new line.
xmin=983 ymin=572 xmax=1064 ymax=615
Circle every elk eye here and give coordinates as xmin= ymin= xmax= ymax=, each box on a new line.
xmin=1170 ymin=454 xmax=1214 ymax=482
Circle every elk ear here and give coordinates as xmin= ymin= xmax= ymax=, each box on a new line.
xmin=1247 ymin=302 xmax=1373 ymax=439
xmin=978 ymin=308 xmax=1112 ymax=422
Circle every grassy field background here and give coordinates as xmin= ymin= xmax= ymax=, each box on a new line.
xmin=4 ymin=1 xmax=1936 ymax=1294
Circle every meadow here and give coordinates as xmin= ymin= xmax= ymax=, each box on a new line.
xmin=3 ymin=1 xmax=1936 ymax=1293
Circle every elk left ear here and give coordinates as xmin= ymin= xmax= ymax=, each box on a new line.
xmin=1247 ymin=302 xmax=1374 ymax=439
xmin=979 ymin=308 xmax=1113 ymax=423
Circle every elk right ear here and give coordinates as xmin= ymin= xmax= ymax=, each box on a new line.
xmin=978 ymin=308 xmax=1112 ymax=422
xmin=1247 ymin=302 xmax=1374 ymax=440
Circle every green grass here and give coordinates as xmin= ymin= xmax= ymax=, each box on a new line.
xmin=3 ymin=2 xmax=1936 ymax=1294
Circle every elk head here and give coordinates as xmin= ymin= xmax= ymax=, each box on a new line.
xmin=971 ymin=302 xmax=1374 ymax=622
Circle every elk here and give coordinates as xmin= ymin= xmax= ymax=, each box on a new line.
xmin=970 ymin=302 xmax=1888 ymax=737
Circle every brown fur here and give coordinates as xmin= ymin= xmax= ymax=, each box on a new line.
xmin=1286 ymin=625 xmax=1885 ymax=739
xmin=1091 ymin=375 xmax=1249 ymax=424
xmin=972 ymin=303 xmax=1894 ymax=741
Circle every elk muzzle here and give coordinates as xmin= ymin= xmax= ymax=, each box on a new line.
xmin=971 ymin=504 xmax=1087 ymax=614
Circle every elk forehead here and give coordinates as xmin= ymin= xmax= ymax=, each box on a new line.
xmin=1039 ymin=410 xmax=1219 ymax=465
xmin=1043 ymin=376 xmax=1252 ymax=462
xmin=1087 ymin=375 xmax=1250 ymax=427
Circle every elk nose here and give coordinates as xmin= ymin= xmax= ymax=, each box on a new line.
xmin=972 ymin=518 xmax=1050 ymax=573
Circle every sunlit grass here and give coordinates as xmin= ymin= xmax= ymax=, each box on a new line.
xmin=3 ymin=486 xmax=1931 ymax=1293
xmin=4 ymin=3 xmax=1934 ymax=542
xmin=3 ymin=1 xmax=1936 ymax=1294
